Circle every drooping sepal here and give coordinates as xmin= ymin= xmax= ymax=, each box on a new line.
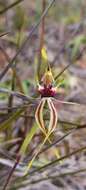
xmin=35 ymin=98 xmax=58 ymax=135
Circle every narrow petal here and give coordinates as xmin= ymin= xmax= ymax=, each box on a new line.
xmin=35 ymin=98 xmax=46 ymax=132
xmin=47 ymin=98 xmax=58 ymax=133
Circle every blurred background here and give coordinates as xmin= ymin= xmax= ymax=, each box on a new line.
xmin=0 ymin=1 xmax=86 ymax=190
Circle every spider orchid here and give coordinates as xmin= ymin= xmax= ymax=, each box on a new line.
xmin=35 ymin=47 xmax=59 ymax=136
xmin=35 ymin=67 xmax=58 ymax=136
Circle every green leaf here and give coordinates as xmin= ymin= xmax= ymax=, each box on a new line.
xmin=20 ymin=122 xmax=38 ymax=155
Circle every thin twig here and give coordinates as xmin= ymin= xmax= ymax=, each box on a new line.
xmin=2 ymin=155 xmax=21 ymax=190
xmin=37 ymin=0 xmax=46 ymax=80
xmin=0 ymin=0 xmax=24 ymax=14
xmin=26 ymin=122 xmax=86 ymax=161
xmin=55 ymin=61 xmax=73 ymax=81
xmin=37 ymin=123 xmax=86 ymax=156
xmin=8 ymin=16 xmax=25 ymax=111
xmin=27 ymin=168 xmax=86 ymax=185
xmin=28 ymin=145 xmax=86 ymax=176
xmin=0 ymin=88 xmax=34 ymax=102
xmin=0 ymin=46 xmax=25 ymax=93
xmin=0 ymin=32 xmax=10 ymax=38
xmin=0 ymin=0 xmax=56 ymax=80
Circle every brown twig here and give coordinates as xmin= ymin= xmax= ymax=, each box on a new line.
xmin=2 ymin=155 xmax=21 ymax=190
xmin=0 ymin=46 xmax=24 ymax=93
xmin=24 ymin=168 xmax=86 ymax=185
xmin=28 ymin=145 xmax=86 ymax=176
xmin=37 ymin=0 xmax=46 ymax=80
xmin=0 ymin=32 xmax=10 ymax=38
xmin=8 ymin=13 xmax=25 ymax=112
xmin=0 ymin=0 xmax=24 ymax=14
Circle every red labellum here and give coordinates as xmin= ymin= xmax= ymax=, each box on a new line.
xmin=38 ymin=85 xmax=57 ymax=97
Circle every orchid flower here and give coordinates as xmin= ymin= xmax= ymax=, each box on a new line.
xmin=35 ymin=47 xmax=59 ymax=136
xmin=35 ymin=68 xmax=58 ymax=136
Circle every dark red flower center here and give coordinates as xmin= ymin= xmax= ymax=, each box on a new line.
xmin=38 ymin=85 xmax=57 ymax=98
